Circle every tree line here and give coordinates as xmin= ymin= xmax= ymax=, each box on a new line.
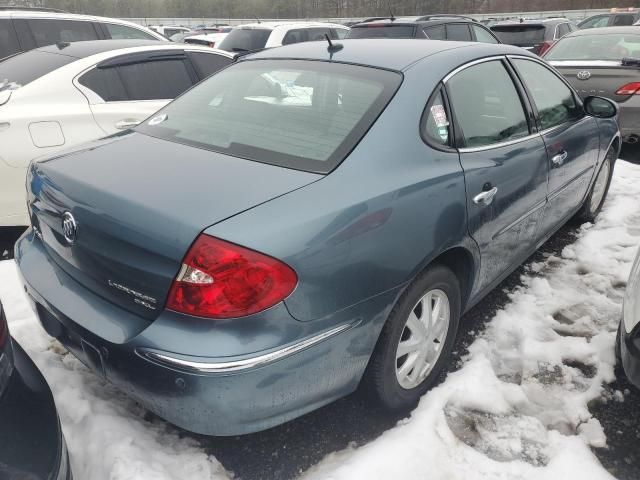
xmin=8 ymin=0 xmax=640 ymax=19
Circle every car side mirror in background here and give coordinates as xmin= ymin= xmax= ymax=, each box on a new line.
xmin=584 ymin=96 xmax=618 ymax=118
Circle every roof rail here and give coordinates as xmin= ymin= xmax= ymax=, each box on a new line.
xmin=360 ymin=16 xmax=394 ymax=23
xmin=416 ymin=14 xmax=478 ymax=23
xmin=0 ymin=6 xmax=67 ymax=12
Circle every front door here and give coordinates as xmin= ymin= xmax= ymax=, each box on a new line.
xmin=511 ymin=58 xmax=600 ymax=232
xmin=446 ymin=59 xmax=549 ymax=292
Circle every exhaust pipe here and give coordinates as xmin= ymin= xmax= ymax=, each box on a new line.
xmin=624 ymin=135 xmax=639 ymax=144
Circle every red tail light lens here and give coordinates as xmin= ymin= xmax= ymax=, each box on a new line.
xmin=167 ymin=235 xmax=298 ymax=319
xmin=616 ymin=82 xmax=640 ymax=95
xmin=0 ymin=307 xmax=8 ymax=347
xmin=538 ymin=41 xmax=553 ymax=56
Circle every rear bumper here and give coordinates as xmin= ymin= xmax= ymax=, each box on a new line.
xmin=0 ymin=340 xmax=71 ymax=480
xmin=16 ymin=230 xmax=390 ymax=436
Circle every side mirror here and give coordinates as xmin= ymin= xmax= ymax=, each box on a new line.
xmin=584 ymin=96 xmax=618 ymax=118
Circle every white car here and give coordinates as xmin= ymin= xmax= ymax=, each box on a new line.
xmin=0 ymin=40 xmax=236 ymax=227
xmin=0 ymin=7 xmax=165 ymax=60
xmin=184 ymin=32 xmax=229 ymax=48
xmin=149 ymin=25 xmax=192 ymax=38
xmin=218 ymin=22 xmax=350 ymax=52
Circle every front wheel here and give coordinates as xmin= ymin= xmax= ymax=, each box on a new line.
xmin=362 ymin=265 xmax=461 ymax=411
xmin=577 ymin=146 xmax=616 ymax=222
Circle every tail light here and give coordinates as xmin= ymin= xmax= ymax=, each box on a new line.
xmin=166 ymin=234 xmax=297 ymax=319
xmin=0 ymin=306 xmax=8 ymax=348
xmin=616 ymin=82 xmax=640 ymax=95
xmin=538 ymin=41 xmax=554 ymax=56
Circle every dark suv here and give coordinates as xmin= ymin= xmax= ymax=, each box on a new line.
xmin=348 ymin=15 xmax=501 ymax=43
xmin=490 ymin=18 xmax=576 ymax=55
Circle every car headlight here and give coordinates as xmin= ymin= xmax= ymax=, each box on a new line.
xmin=623 ymin=247 xmax=640 ymax=334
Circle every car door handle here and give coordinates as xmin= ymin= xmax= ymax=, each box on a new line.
xmin=115 ymin=119 xmax=140 ymax=130
xmin=551 ymin=150 xmax=568 ymax=167
xmin=473 ymin=186 xmax=498 ymax=206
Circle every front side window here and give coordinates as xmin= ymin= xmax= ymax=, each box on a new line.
xmin=422 ymin=88 xmax=450 ymax=147
xmin=512 ymin=59 xmax=581 ymax=131
xmin=26 ymin=19 xmax=99 ymax=46
xmin=0 ymin=19 xmax=20 ymax=60
xmin=447 ymin=61 xmax=529 ymax=148
xmin=105 ymin=23 xmax=157 ymax=40
xmin=579 ymin=15 xmax=610 ymax=29
xmin=613 ymin=14 xmax=635 ymax=26
xmin=282 ymin=29 xmax=308 ymax=45
xmin=472 ymin=25 xmax=498 ymax=43
xmin=446 ymin=24 xmax=472 ymax=41
xmin=136 ymin=60 xmax=401 ymax=173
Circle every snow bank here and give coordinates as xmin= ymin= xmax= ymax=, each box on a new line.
xmin=302 ymin=161 xmax=640 ymax=480
xmin=0 ymin=261 xmax=230 ymax=480
xmin=1 ymin=161 xmax=638 ymax=480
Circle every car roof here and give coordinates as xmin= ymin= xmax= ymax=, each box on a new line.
xmin=245 ymin=38 xmax=531 ymax=71
xmin=565 ymin=25 xmax=640 ymax=37
xmin=234 ymin=21 xmax=348 ymax=29
xmin=351 ymin=15 xmax=479 ymax=27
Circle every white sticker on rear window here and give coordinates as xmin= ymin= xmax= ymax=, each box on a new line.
xmin=430 ymin=104 xmax=449 ymax=127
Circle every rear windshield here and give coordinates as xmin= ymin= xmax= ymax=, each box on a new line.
xmin=348 ymin=25 xmax=415 ymax=39
xmin=136 ymin=60 xmax=401 ymax=173
xmin=0 ymin=50 xmax=75 ymax=90
xmin=546 ymin=33 xmax=640 ymax=61
xmin=491 ymin=25 xmax=545 ymax=44
xmin=218 ymin=28 xmax=272 ymax=52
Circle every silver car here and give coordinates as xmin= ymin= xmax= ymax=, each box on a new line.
xmin=544 ymin=26 xmax=640 ymax=144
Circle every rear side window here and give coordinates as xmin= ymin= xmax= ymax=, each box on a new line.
xmin=512 ymin=59 xmax=581 ymax=130
xmin=282 ymin=29 xmax=308 ymax=45
xmin=218 ymin=28 xmax=272 ymax=52
xmin=104 ymin=23 xmax=157 ymax=40
xmin=446 ymin=24 xmax=472 ymax=41
xmin=80 ymin=59 xmax=194 ymax=101
xmin=333 ymin=28 xmax=349 ymax=39
xmin=188 ymin=52 xmax=233 ymax=79
xmin=424 ymin=25 xmax=445 ymax=40
xmin=447 ymin=61 xmax=529 ymax=148
xmin=422 ymin=88 xmax=450 ymax=147
xmin=26 ymin=19 xmax=99 ymax=46
xmin=0 ymin=50 xmax=75 ymax=87
xmin=348 ymin=25 xmax=415 ymax=39
xmin=556 ymin=23 xmax=571 ymax=39
xmin=472 ymin=25 xmax=498 ymax=43
xmin=491 ymin=25 xmax=545 ymax=45
xmin=136 ymin=60 xmax=401 ymax=173
xmin=0 ymin=19 xmax=20 ymax=60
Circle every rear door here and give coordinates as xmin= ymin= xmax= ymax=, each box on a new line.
xmin=446 ymin=58 xmax=549 ymax=291
xmin=511 ymin=57 xmax=599 ymax=233
xmin=76 ymin=51 xmax=197 ymax=134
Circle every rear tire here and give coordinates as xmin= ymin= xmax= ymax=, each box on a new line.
xmin=363 ymin=265 xmax=461 ymax=411
xmin=577 ymin=146 xmax=616 ymax=223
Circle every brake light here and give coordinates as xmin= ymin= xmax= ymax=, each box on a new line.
xmin=538 ymin=41 xmax=553 ymax=56
xmin=0 ymin=307 xmax=8 ymax=347
xmin=167 ymin=235 xmax=298 ymax=319
xmin=616 ymin=82 xmax=640 ymax=95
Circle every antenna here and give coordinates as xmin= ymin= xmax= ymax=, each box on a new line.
xmin=254 ymin=16 xmax=261 ymax=24
xmin=324 ymin=34 xmax=343 ymax=56
xmin=389 ymin=5 xmax=395 ymax=21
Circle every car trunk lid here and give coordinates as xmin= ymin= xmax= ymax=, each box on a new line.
xmin=548 ymin=60 xmax=640 ymax=101
xmin=29 ymin=132 xmax=321 ymax=320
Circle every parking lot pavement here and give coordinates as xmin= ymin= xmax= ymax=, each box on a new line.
xmin=1 ymin=157 xmax=639 ymax=480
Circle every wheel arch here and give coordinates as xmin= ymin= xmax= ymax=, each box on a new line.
xmin=427 ymin=246 xmax=476 ymax=312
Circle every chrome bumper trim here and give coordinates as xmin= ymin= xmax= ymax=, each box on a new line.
xmin=137 ymin=321 xmax=359 ymax=374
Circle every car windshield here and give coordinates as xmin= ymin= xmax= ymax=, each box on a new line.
xmin=0 ymin=50 xmax=76 ymax=90
xmin=218 ymin=28 xmax=272 ymax=52
xmin=136 ymin=59 xmax=401 ymax=173
xmin=545 ymin=33 xmax=640 ymax=61
xmin=348 ymin=25 xmax=415 ymax=39
xmin=491 ymin=25 xmax=545 ymax=44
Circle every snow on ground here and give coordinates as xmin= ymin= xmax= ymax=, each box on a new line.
xmin=1 ymin=161 xmax=639 ymax=480
xmin=303 ymin=161 xmax=640 ymax=480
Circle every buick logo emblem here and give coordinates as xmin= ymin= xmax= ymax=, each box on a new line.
xmin=61 ymin=212 xmax=77 ymax=245
xmin=577 ymin=70 xmax=591 ymax=80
